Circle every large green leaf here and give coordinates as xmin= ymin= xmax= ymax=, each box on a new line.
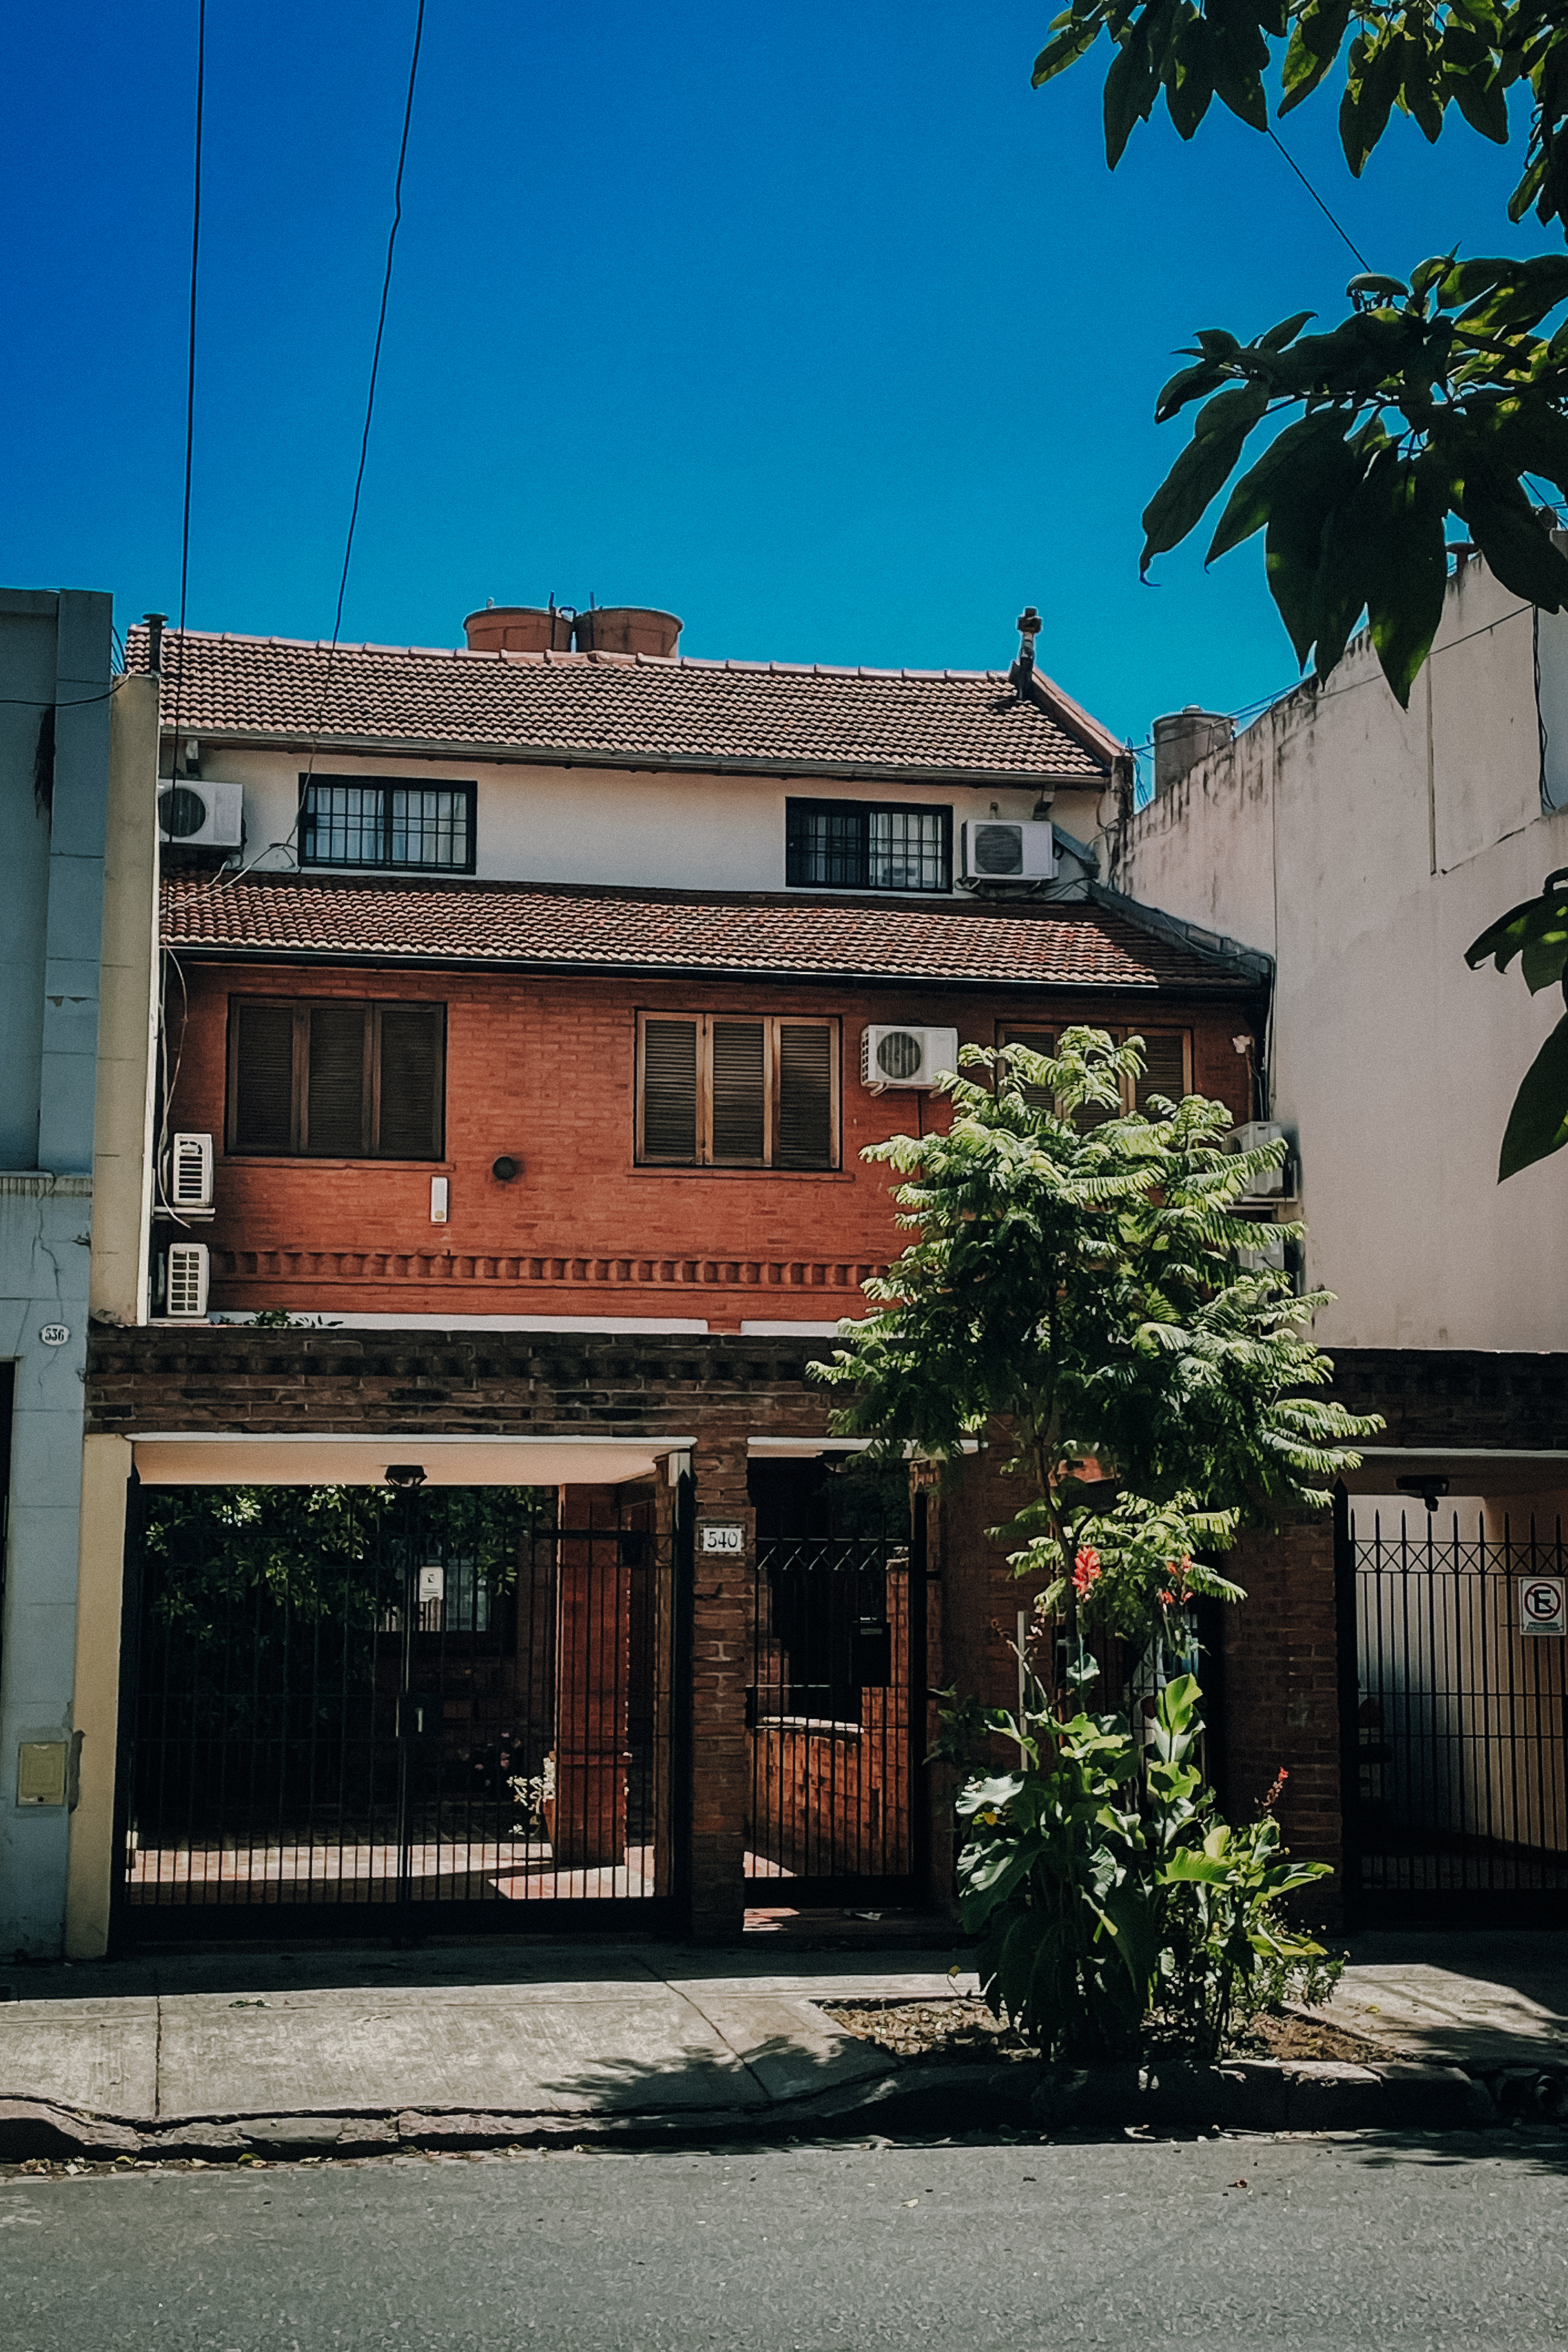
xmin=1499 ymin=1011 xmax=1568 ymax=1178
xmin=1466 ymin=872 xmax=1568 ymax=986
xmin=1364 ymin=457 xmax=1450 ymax=706
xmin=1206 ymin=410 xmax=1349 ymax=563
xmin=1458 ymin=469 xmax=1568 ymax=609
xmin=1142 ymin=383 xmax=1271 ymax=570
xmin=1278 ymin=0 xmax=1354 ymax=114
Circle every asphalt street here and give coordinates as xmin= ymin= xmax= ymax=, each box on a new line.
xmin=4 ymin=2131 xmax=1566 ymax=2351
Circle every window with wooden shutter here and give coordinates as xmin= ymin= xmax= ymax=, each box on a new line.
xmin=710 ymin=1021 xmax=766 ymax=1164
xmin=640 ymin=1019 xmax=699 ymax=1162
xmin=776 ymin=1023 xmax=834 ymax=1168
xmin=227 ymin=998 xmax=444 ymax=1159
xmin=995 ymin=1023 xmax=1192 ymax=1122
xmin=232 ymin=1002 xmax=296 ymax=1153
xmin=998 ymin=1027 xmax=1056 ymax=1111
xmin=1133 ymin=1032 xmax=1189 ymax=1110
xmin=636 ymin=1013 xmax=838 ymax=1170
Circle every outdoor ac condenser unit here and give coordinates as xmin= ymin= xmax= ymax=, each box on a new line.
xmin=1224 ymin=1120 xmax=1288 ymax=1198
xmin=860 ymin=1024 xmax=960 ymax=1094
xmin=157 ymin=779 xmax=243 ymax=849
xmin=1237 ymin=1226 xmax=1287 ymax=1275
xmin=169 ymin=1131 xmax=215 ymax=1216
xmin=164 ymin=1241 xmax=210 ymax=1319
xmin=958 ymin=819 xmax=1056 ymax=885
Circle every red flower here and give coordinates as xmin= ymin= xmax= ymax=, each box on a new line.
xmin=1072 ymin=1545 xmax=1102 ymax=1599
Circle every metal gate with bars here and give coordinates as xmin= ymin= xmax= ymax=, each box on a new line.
xmin=1338 ymin=1501 xmax=1568 ymax=1924
xmin=744 ymin=1466 xmax=924 ymax=1903
xmin=114 ymin=1479 xmax=685 ymax=1940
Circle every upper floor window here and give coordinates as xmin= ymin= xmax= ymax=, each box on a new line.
xmin=786 ymin=800 xmax=951 ymax=894
xmin=636 ymin=1012 xmax=839 ymax=1170
xmin=227 ymin=997 xmax=445 ymax=1158
xmin=998 ymin=1026 xmax=1190 ymax=1124
xmin=299 ymin=776 xmax=476 ymax=872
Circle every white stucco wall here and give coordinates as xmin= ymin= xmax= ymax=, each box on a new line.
xmin=198 ymin=748 xmax=1105 ymax=897
xmin=1117 ymin=556 xmax=1568 ymax=1353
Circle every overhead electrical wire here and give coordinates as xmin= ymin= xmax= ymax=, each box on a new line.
xmin=214 ymin=0 xmax=429 ymax=889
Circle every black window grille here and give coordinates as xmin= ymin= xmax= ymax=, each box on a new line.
xmin=786 ymin=800 xmax=950 ymax=893
xmin=300 ymin=778 xmax=476 ymax=872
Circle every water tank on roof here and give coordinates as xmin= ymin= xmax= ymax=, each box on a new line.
xmin=1153 ymin=705 xmax=1233 ymax=798
xmin=462 ymin=606 xmax=573 ymax=654
xmin=573 ymin=606 xmax=682 ymax=658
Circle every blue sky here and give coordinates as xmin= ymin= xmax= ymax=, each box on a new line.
xmin=1 ymin=3 xmax=1550 ymax=762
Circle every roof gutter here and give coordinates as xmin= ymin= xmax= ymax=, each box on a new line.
xmin=153 ymin=726 xmax=1107 ymax=790
xmin=159 ymin=940 xmax=1260 ymax=993
xmin=1086 ymin=881 xmax=1275 ymax=988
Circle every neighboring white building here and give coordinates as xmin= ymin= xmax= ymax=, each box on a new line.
xmin=1114 ymin=551 xmax=1568 ymax=1360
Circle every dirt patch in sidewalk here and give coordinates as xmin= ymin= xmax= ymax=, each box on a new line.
xmin=822 ymin=1997 xmax=1391 ymax=2069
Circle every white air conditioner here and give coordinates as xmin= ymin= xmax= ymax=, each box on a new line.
xmin=860 ymin=1024 xmax=960 ymax=1094
xmin=959 ymin=819 xmax=1056 ymax=885
xmin=169 ymin=1131 xmax=214 ymax=1217
xmin=1225 ymin=1120 xmax=1288 ymax=1198
xmin=165 ymin=1241 xmax=210 ymax=1319
xmin=1237 ymin=1225 xmax=1287 ymax=1274
xmin=158 ymin=779 xmax=243 ymax=849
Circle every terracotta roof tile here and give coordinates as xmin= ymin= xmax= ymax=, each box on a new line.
xmin=160 ymin=872 xmax=1254 ymax=991
xmin=128 ymin=625 xmax=1114 ymax=782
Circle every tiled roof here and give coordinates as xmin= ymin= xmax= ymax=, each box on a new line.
xmin=160 ymin=873 xmax=1258 ymax=991
xmin=126 ymin=625 xmax=1115 ymax=783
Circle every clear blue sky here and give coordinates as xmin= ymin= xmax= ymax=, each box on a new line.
xmin=1 ymin=2 xmax=1549 ymax=762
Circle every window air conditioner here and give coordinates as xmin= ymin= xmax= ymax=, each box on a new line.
xmin=958 ymin=819 xmax=1056 ymax=885
xmin=860 ymin=1024 xmax=960 ymax=1094
xmin=1224 ymin=1120 xmax=1288 ymax=1198
xmin=157 ymin=779 xmax=243 ymax=849
xmin=169 ymin=1131 xmax=215 ymax=1217
xmin=165 ymin=1241 xmax=210 ymax=1319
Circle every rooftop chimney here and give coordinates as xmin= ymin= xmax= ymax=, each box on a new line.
xmin=1011 ymin=606 xmax=1042 ymax=695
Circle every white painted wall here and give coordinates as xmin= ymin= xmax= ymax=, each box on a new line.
xmin=199 ymin=747 xmax=1106 ymax=898
xmin=1116 ymin=555 xmax=1568 ymax=1353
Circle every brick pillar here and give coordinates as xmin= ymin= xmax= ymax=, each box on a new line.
xmin=1221 ymin=1509 xmax=1343 ymax=1927
xmin=923 ymin=1443 xmax=1030 ymax=1921
xmin=552 ymin=1484 xmax=629 ymax=1871
xmin=685 ymin=1435 xmax=754 ymax=1941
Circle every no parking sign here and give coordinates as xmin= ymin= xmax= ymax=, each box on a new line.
xmin=1520 ymin=1574 xmax=1567 ymax=1636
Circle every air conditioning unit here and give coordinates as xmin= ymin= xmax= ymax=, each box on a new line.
xmin=1237 ymin=1225 xmax=1287 ymax=1274
xmin=164 ymin=1241 xmax=210 ymax=1319
xmin=959 ymin=819 xmax=1056 ymax=886
xmin=860 ymin=1024 xmax=960 ymax=1094
xmin=1225 ymin=1120 xmax=1288 ymax=1198
xmin=169 ymin=1131 xmax=214 ymax=1217
xmin=157 ymin=778 xmax=243 ymax=849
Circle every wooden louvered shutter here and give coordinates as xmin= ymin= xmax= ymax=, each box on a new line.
xmin=1134 ymin=1032 xmax=1188 ymax=1112
xmin=376 ymin=1004 xmax=444 ymax=1158
xmin=710 ymin=1020 xmax=766 ymax=1163
xmin=642 ymin=1017 xmax=699 ymax=1162
xmin=305 ymin=1005 xmax=369 ymax=1155
xmin=232 ymin=1001 xmax=298 ymax=1153
xmin=1000 ymin=1027 xmax=1056 ymax=1111
xmin=775 ymin=1023 xmax=834 ymax=1168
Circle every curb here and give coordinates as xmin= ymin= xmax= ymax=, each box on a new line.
xmin=1 ymin=2058 xmax=1562 ymax=2164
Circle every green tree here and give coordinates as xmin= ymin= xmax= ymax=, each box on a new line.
xmin=813 ymin=1030 xmax=1375 ymax=1640
xmin=813 ymin=1031 xmax=1373 ymax=2052
xmin=1027 ymin=0 xmax=1568 ymax=1175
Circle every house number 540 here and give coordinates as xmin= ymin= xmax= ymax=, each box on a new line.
xmin=699 ymin=1524 xmax=746 ymax=1554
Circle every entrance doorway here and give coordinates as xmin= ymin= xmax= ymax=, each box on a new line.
xmin=113 ymin=1478 xmax=683 ymax=1941
xmin=1338 ymin=1499 xmax=1568 ymax=1922
xmin=743 ymin=1457 xmax=923 ymax=1903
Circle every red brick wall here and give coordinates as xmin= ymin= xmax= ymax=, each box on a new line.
xmin=164 ymin=963 xmax=1256 ymax=1327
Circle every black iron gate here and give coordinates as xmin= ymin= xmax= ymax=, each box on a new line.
xmin=1338 ymin=1499 xmax=1568 ymax=1924
xmin=744 ymin=1461 xmax=923 ymax=1903
xmin=114 ymin=1478 xmax=684 ymax=1941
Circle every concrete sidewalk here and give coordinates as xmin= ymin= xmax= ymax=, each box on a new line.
xmin=0 ymin=1929 xmax=1564 ymax=2138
